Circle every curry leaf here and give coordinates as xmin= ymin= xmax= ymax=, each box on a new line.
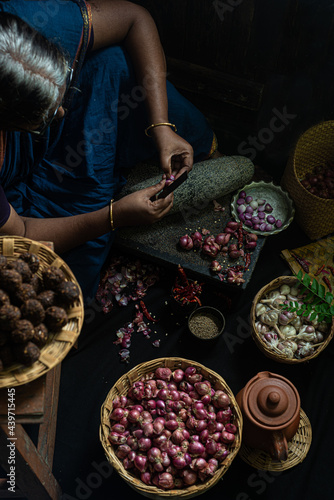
xmin=283 ymin=272 xmax=334 ymax=324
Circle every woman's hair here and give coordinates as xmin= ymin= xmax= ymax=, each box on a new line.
xmin=0 ymin=12 xmax=69 ymax=130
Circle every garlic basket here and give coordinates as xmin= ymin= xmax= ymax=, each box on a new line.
xmin=250 ymin=276 xmax=334 ymax=364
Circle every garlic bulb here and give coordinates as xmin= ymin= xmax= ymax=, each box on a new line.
xmin=255 ymin=303 xmax=267 ymax=316
xmin=262 ymin=332 xmax=279 ymax=347
xmin=290 ymin=316 xmax=302 ymax=329
xmin=276 ymin=343 xmax=294 ymax=358
xmin=259 ymin=310 xmax=279 ymax=326
xmin=279 ymin=284 xmax=291 ymax=295
xmin=282 ymin=339 xmax=298 ymax=353
xmin=255 ymin=321 xmax=270 ymax=334
xmin=280 ymin=325 xmax=296 ymax=337
xmin=296 ymin=341 xmax=314 ymax=358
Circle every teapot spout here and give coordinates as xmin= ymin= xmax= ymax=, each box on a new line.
xmin=269 ymin=431 xmax=288 ymax=461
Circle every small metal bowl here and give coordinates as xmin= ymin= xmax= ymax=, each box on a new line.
xmin=188 ymin=306 xmax=225 ymax=341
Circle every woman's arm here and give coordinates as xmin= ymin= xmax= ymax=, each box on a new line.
xmin=89 ymin=0 xmax=193 ymax=177
xmin=0 ymin=180 xmax=172 ymax=254
xmin=90 ymin=0 xmax=168 ymax=125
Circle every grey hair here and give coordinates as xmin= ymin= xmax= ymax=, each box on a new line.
xmin=0 ymin=13 xmax=69 ymax=129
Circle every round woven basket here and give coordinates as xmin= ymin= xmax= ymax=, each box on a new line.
xmin=0 ymin=236 xmax=84 ymax=387
xmin=281 ymin=120 xmax=334 ymax=240
xmin=100 ymin=357 xmax=243 ymax=499
xmin=250 ymin=275 xmax=334 ymax=364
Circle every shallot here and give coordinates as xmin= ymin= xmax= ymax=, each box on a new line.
xmin=235 ymin=189 xmax=284 ymax=233
xmin=179 ymin=235 xmax=194 ymax=251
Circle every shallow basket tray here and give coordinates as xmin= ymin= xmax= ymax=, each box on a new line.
xmin=281 ymin=120 xmax=334 ymax=240
xmin=100 ymin=357 xmax=243 ymax=499
xmin=250 ymin=275 xmax=334 ymax=364
xmin=0 ymin=236 xmax=84 ymax=387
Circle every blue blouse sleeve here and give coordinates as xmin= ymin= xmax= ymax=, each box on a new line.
xmin=0 ymin=184 xmax=10 ymax=227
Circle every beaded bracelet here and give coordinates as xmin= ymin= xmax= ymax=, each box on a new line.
xmin=144 ymin=122 xmax=177 ymax=137
xmin=109 ymin=199 xmax=115 ymax=231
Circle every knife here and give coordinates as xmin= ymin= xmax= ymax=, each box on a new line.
xmin=150 ymin=171 xmax=188 ymax=202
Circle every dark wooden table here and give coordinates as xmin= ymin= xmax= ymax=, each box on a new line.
xmin=0 ymin=365 xmax=62 ymax=499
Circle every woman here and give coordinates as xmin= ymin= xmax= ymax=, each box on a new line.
xmin=0 ymin=0 xmax=216 ymax=300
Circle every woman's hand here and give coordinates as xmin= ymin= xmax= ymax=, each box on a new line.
xmin=112 ymin=179 xmax=174 ymax=227
xmin=151 ymin=126 xmax=194 ymax=179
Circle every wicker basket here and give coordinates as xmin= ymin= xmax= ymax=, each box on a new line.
xmin=0 ymin=236 xmax=84 ymax=387
xmin=281 ymin=120 xmax=334 ymax=240
xmin=250 ymin=275 xmax=334 ymax=364
xmin=100 ymin=357 xmax=243 ymax=499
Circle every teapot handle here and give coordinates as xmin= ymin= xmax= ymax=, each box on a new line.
xmin=269 ymin=431 xmax=288 ymax=461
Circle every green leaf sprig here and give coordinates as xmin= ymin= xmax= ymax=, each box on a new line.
xmin=283 ymin=270 xmax=334 ymax=324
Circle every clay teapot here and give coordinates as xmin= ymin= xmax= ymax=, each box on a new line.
xmin=236 ymin=371 xmax=300 ymax=461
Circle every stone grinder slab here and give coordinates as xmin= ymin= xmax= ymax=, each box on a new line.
xmin=115 ymin=156 xmax=266 ymax=290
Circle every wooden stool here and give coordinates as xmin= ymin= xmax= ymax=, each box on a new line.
xmin=0 ymin=365 xmax=62 ymax=499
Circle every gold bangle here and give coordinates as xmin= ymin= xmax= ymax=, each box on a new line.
xmin=144 ymin=122 xmax=177 ymax=137
xmin=109 ymin=199 xmax=115 ymax=231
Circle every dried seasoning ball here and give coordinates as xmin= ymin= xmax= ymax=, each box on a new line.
xmin=42 ymin=267 xmax=66 ymax=291
xmin=30 ymin=274 xmax=42 ymax=294
xmin=7 ymin=259 xmax=32 ymax=282
xmin=0 ymin=344 xmax=14 ymax=368
xmin=20 ymin=299 xmax=45 ymax=326
xmin=0 ymin=289 xmax=10 ymax=307
xmin=0 ymin=255 xmax=7 ymax=269
xmin=37 ymin=290 xmax=56 ymax=309
xmin=0 ymin=268 xmax=22 ymax=294
xmin=13 ymin=341 xmax=40 ymax=366
xmin=45 ymin=306 xmax=68 ymax=332
xmin=10 ymin=319 xmax=35 ymax=344
xmin=56 ymin=281 xmax=80 ymax=306
xmin=14 ymin=283 xmax=37 ymax=305
xmin=32 ymin=323 xmax=49 ymax=347
xmin=18 ymin=252 xmax=40 ymax=274
xmin=0 ymin=304 xmax=21 ymax=331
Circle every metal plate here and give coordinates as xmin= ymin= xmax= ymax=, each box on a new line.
xmin=231 ymin=181 xmax=295 ymax=236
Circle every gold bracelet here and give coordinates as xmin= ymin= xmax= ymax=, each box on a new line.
xmin=109 ymin=199 xmax=115 ymax=231
xmin=144 ymin=122 xmax=177 ymax=137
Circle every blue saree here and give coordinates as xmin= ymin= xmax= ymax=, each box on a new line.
xmin=0 ymin=0 xmax=214 ymax=301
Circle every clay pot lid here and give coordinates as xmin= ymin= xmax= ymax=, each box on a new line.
xmin=245 ymin=371 xmax=300 ymax=427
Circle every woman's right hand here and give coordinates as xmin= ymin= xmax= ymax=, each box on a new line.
xmin=112 ymin=179 xmax=174 ymax=228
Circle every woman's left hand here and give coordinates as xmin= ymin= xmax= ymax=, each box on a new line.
xmin=151 ymin=126 xmax=194 ymax=179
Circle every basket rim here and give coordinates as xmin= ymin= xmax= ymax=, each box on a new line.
xmin=100 ymin=357 xmax=243 ymax=498
xmin=0 ymin=236 xmax=84 ymax=387
xmin=250 ymin=275 xmax=334 ymax=364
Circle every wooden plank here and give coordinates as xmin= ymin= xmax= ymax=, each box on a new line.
xmin=37 ymin=365 xmax=61 ymax=468
xmin=0 ymin=376 xmax=45 ymax=424
xmin=167 ymin=57 xmax=263 ymax=111
xmin=0 ymin=424 xmax=61 ymax=500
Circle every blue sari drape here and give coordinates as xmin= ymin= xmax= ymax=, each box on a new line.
xmin=0 ymin=0 xmax=214 ymax=300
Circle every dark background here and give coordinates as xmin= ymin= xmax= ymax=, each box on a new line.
xmin=133 ymin=0 xmax=334 ymax=181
